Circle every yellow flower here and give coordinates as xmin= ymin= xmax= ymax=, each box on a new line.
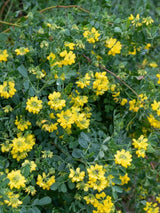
xmin=62 ymin=51 xmax=76 ymax=65
xmin=22 ymin=160 xmax=37 ymax=172
xmin=76 ymin=73 xmax=91 ymax=89
xmin=11 ymin=134 xmax=35 ymax=161
xmin=130 ymin=14 xmax=142 ymax=27
xmin=47 ymin=52 xmax=56 ymax=61
xmin=26 ymin=96 xmax=43 ymax=114
xmin=147 ymin=114 xmax=160 ymax=129
xmin=4 ymin=192 xmax=22 ymax=208
xmin=142 ymin=17 xmax=154 ymax=26
xmin=156 ymin=195 xmax=160 ymax=203
xmin=65 ymin=42 xmax=75 ymax=50
xmin=83 ymin=27 xmax=100 ymax=43
xmin=41 ymin=150 xmax=53 ymax=158
xmin=106 ymin=38 xmax=122 ymax=56
xmin=1 ymin=140 xmax=12 ymax=152
xmin=0 ymin=49 xmax=9 ymax=62
xmin=144 ymin=202 xmax=159 ymax=213
xmin=120 ymin=98 xmax=128 ymax=106
xmin=69 ymin=168 xmax=85 ymax=182
xmin=25 ymin=186 xmax=36 ymax=196
xmin=42 ymin=122 xmax=58 ymax=132
xmin=93 ymin=72 xmax=109 ymax=95
xmin=144 ymin=43 xmax=151 ymax=50
xmin=7 ymin=170 xmax=26 ymax=189
xmin=36 ymin=172 xmax=55 ymax=190
xmin=57 ymin=109 xmax=75 ymax=130
xmin=0 ymin=81 xmax=16 ymax=99
xmin=119 ymin=173 xmax=130 ymax=185
xmin=48 ymin=91 xmax=66 ymax=110
xmin=15 ymin=47 xmax=29 ymax=56
xmin=128 ymin=14 xmax=134 ymax=21
xmin=87 ymin=164 xmax=106 ymax=182
xmin=156 ymin=74 xmax=160 ymax=84
xmin=149 ymin=62 xmax=158 ymax=68
xmin=114 ymin=149 xmax=132 ymax=168
xmin=15 ymin=116 xmax=31 ymax=131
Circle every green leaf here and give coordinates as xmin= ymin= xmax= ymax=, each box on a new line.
xmin=78 ymin=138 xmax=88 ymax=149
xmin=17 ymin=65 xmax=28 ymax=78
xmin=23 ymin=80 xmax=29 ymax=91
xmin=112 ymin=178 xmax=122 ymax=185
xmin=113 ymin=186 xmax=123 ymax=193
xmin=99 ymin=150 xmax=104 ymax=159
xmin=68 ymin=181 xmax=75 ymax=190
xmin=64 ymin=29 xmax=70 ymax=36
xmin=32 ymin=196 xmax=51 ymax=206
xmin=51 ymin=182 xmax=61 ymax=191
xmin=114 ymin=27 xmax=122 ymax=33
xmin=147 ymin=144 xmax=155 ymax=153
xmin=72 ymin=149 xmax=83 ymax=159
xmin=60 ymin=183 xmax=67 ymax=193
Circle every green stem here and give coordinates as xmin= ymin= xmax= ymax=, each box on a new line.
xmin=39 ymin=5 xmax=90 ymax=14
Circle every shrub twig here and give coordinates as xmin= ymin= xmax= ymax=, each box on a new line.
xmin=82 ymin=54 xmax=139 ymax=98
xmin=39 ymin=5 xmax=90 ymax=14
xmin=0 ymin=20 xmax=21 ymax=27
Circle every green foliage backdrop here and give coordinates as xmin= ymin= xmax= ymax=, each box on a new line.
xmin=0 ymin=0 xmax=160 ymax=212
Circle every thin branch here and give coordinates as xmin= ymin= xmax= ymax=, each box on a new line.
xmin=39 ymin=5 xmax=90 ymax=14
xmin=0 ymin=0 xmax=10 ymax=20
xmin=82 ymin=54 xmax=139 ymax=98
xmin=0 ymin=20 xmax=21 ymax=27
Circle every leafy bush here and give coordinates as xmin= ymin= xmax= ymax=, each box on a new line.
xmin=0 ymin=1 xmax=160 ymax=212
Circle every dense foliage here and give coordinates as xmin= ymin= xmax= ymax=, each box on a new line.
xmin=0 ymin=0 xmax=160 ymax=212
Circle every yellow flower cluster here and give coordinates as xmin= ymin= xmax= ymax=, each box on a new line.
xmin=15 ymin=116 xmax=31 ymax=131
xmin=156 ymin=74 xmax=160 ymax=84
xmin=87 ymin=164 xmax=108 ymax=192
xmin=83 ymin=27 xmax=100 ymax=43
xmin=48 ymin=91 xmax=66 ymax=110
xmin=132 ymin=135 xmax=148 ymax=158
xmin=25 ymin=185 xmax=36 ymax=196
xmin=26 ymin=96 xmax=43 ymax=114
xmin=0 ymin=81 xmax=16 ymax=99
xmin=41 ymin=120 xmax=58 ymax=133
xmin=7 ymin=170 xmax=26 ymax=189
xmin=10 ymin=133 xmax=35 ymax=161
xmin=128 ymin=14 xmax=142 ymax=27
xmin=15 ymin=47 xmax=29 ymax=56
xmin=105 ymin=38 xmax=122 ymax=56
xmin=144 ymin=202 xmax=159 ymax=213
xmin=93 ymin=72 xmax=109 ymax=95
xmin=84 ymin=192 xmax=114 ymax=213
xmin=28 ymin=65 xmax=46 ymax=79
xmin=36 ymin=172 xmax=55 ymax=190
xmin=65 ymin=42 xmax=75 ymax=50
xmin=0 ymin=49 xmax=8 ymax=62
xmin=22 ymin=160 xmax=37 ymax=172
xmin=119 ymin=173 xmax=130 ymax=185
xmin=120 ymin=98 xmax=128 ymax=106
xmin=147 ymin=114 xmax=160 ymax=129
xmin=151 ymin=100 xmax=160 ymax=116
xmin=4 ymin=191 xmax=22 ymax=208
xmin=149 ymin=62 xmax=158 ymax=68
xmin=76 ymin=73 xmax=91 ymax=89
xmin=57 ymin=106 xmax=90 ymax=132
xmin=129 ymin=94 xmax=148 ymax=112
xmin=47 ymin=50 xmax=76 ymax=67
xmin=129 ymin=14 xmax=154 ymax=27
xmin=69 ymin=168 xmax=85 ymax=182
xmin=142 ymin=17 xmax=154 ymax=26
xmin=114 ymin=149 xmax=132 ymax=168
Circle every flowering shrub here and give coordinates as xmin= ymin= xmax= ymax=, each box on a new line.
xmin=0 ymin=1 xmax=160 ymax=212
